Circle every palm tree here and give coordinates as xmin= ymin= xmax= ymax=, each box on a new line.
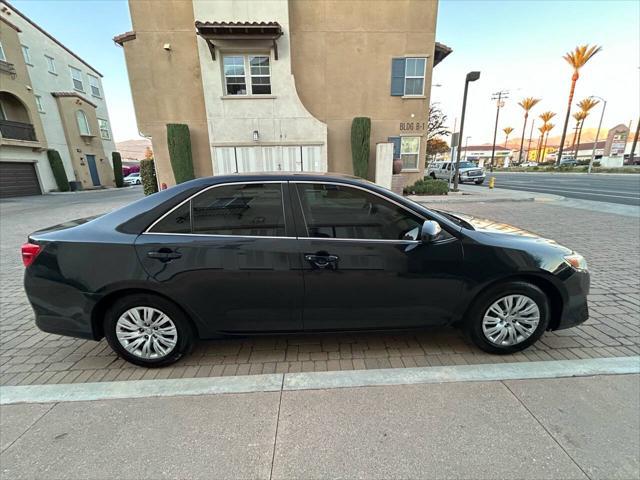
xmin=503 ymin=127 xmax=514 ymax=147
xmin=535 ymin=125 xmax=546 ymax=162
xmin=537 ymin=111 xmax=556 ymax=161
xmin=571 ymin=111 xmax=588 ymax=156
xmin=541 ymin=122 xmax=555 ymax=162
xmin=556 ymin=44 xmax=602 ymax=164
xmin=573 ymin=97 xmax=600 ymax=158
xmin=517 ymin=97 xmax=541 ymax=163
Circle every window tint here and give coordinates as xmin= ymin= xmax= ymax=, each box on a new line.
xmin=297 ymin=183 xmax=423 ymax=241
xmin=192 ymin=183 xmax=285 ymax=236
xmin=150 ymin=202 xmax=191 ymax=234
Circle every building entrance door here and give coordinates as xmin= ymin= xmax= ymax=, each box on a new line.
xmin=86 ymin=155 xmax=100 ymax=186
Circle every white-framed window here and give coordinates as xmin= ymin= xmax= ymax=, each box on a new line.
xmin=21 ymin=45 xmax=32 ymax=65
xmin=69 ymin=66 xmax=84 ymax=91
xmin=400 ymin=136 xmax=420 ymax=170
xmin=76 ymin=110 xmax=91 ymax=135
xmin=0 ymin=41 xmax=6 ymax=62
xmin=98 ymin=118 xmax=110 ymax=139
xmin=88 ymin=74 xmax=101 ymax=97
xmin=45 ymin=55 xmax=56 ymax=74
xmin=404 ymin=58 xmax=426 ymax=96
xmin=222 ymin=54 xmax=271 ymax=96
xmin=35 ymin=95 xmax=45 ymax=113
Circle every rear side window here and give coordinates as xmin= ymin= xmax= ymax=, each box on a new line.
xmin=149 ymin=183 xmax=286 ymax=236
xmin=296 ymin=183 xmax=422 ymax=240
xmin=192 ymin=183 xmax=285 ymax=236
xmin=150 ymin=202 xmax=191 ymax=234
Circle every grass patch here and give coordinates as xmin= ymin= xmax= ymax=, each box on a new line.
xmin=404 ymin=179 xmax=449 ymax=196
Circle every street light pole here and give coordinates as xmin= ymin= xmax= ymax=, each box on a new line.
xmin=463 ymin=136 xmax=471 ymax=160
xmin=489 ymin=90 xmax=508 ymax=172
xmin=454 ymin=71 xmax=481 ymax=191
xmin=588 ymin=96 xmax=606 ymax=174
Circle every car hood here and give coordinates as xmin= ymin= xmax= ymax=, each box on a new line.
xmin=447 ymin=212 xmax=572 ymax=254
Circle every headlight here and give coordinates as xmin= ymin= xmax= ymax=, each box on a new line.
xmin=564 ymin=253 xmax=588 ymax=271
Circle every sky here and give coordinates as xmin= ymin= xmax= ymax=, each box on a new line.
xmin=11 ymin=0 xmax=640 ymax=145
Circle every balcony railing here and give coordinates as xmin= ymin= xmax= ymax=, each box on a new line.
xmin=0 ymin=60 xmax=16 ymax=78
xmin=0 ymin=120 xmax=37 ymax=141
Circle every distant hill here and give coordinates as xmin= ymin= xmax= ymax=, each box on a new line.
xmin=504 ymin=127 xmax=611 ymax=150
xmin=115 ymin=138 xmax=152 ymax=162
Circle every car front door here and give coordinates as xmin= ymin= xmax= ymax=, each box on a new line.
xmin=291 ymin=181 xmax=465 ymax=331
xmin=135 ymin=181 xmax=303 ymax=335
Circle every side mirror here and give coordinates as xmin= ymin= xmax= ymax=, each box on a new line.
xmin=421 ymin=220 xmax=442 ymax=243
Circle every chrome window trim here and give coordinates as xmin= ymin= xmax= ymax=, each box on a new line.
xmin=144 ymin=180 xmax=289 ymax=236
xmin=292 ymin=180 xmax=426 ymax=241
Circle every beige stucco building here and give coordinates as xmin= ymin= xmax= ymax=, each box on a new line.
xmin=0 ymin=1 xmax=117 ymax=197
xmin=115 ymin=0 xmax=449 ymax=188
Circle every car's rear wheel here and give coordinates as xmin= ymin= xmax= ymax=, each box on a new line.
xmin=465 ymin=281 xmax=549 ymax=354
xmin=104 ymin=294 xmax=194 ymax=367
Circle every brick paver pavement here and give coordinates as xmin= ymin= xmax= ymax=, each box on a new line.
xmin=1 ymin=189 xmax=638 ymax=386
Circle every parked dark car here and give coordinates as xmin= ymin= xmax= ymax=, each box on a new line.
xmin=22 ymin=173 xmax=590 ymax=367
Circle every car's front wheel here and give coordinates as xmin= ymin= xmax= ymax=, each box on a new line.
xmin=475 ymin=179 xmax=484 ymax=185
xmin=465 ymin=281 xmax=549 ymax=354
xmin=104 ymin=294 xmax=194 ymax=367
xmin=430 ymin=172 xmax=436 ymax=179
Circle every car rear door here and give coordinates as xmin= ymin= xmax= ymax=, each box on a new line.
xmin=291 ymin=181 xmax=465 ymax=331
xmin=135 ymin=181 xmax=303 ymax=335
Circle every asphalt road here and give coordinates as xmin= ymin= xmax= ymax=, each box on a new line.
xmin=485 ymin=172 xmax=640 ymax=206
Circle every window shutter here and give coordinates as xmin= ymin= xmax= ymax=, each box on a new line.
xmin=390 ymin=58 xmax=405 ymax=96
xmin=388 ymin=137 xmax=401 ymax=158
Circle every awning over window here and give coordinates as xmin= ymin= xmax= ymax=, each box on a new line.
xmin=195 ymin=21 xmax=283 ymax=60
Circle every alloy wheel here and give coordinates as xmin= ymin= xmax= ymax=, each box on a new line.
xmin=115 ymin=306 xmax=178 ymax=359
xmin=481 ymin=294 xmax=540 ymax=346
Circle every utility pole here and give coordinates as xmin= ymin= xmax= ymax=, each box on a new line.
xmin=489 ymin=90 xmax=509 ymax=172
xmin=629 ymin=117 xmax=639 ymax=165
xmin=588 ymin=96 xmax=606 ymax=174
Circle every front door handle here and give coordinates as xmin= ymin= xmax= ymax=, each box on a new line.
xmin=147 ymin=248 xmax=182 ymax=261
xmin=305 ymin=254 xmax=339 ymax=269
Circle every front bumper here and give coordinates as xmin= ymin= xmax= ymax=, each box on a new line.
xmin=461 ymin=174 xmax=486 ymax=182
xmin=554 ymin=269 xmax=590 ymax=330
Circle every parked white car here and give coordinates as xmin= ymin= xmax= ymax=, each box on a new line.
xmin=124 ymin=172 xmax=141 ymax=185
xmin=520 ymin=161 xmax=538 ymax=167
xmin=426 ymin=161 xmax=486 ymax=184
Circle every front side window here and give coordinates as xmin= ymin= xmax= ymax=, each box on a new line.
xmin=400 ymin=137 xmax=420 ymax=170
xmin=88 ymin=74 xmax=101 ymax=97
xmin=98 ymin=118 xmax=110 ymax=139
xmin=21 ymin=45 xmax=32 ymax=65
xmin=76 ymin=110 xmax=91 ymax=135
xmin=296 ymin=183 xmax=422 ymax=241
xmin=223 ymin=54 xmax=271 ymax=95
xmin=45 ymin=55 xmax=56 ymax=73
xmin=70 ymin=66 xmax=84 ymax=91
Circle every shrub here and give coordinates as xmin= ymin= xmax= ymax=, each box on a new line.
xmin=404 ymin=178 xmax=449 ymax=196
xmin=112 ymin=151 xmax=124 ymax=188
xmin=167 ymin=123 xmax=195 ymax=184
xmin=140 ymin=158 xmax=158 ymax=196
xmin=46 ymin=149 xmax=69 ymax=192
xmin=350 ymin=117 xmax=371 ymax=178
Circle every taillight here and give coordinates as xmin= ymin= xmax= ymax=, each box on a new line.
xmin=21 ymin=243 xmax=42 ymax=267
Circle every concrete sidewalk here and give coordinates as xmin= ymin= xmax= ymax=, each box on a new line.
xmin=1 ymin=364 xmax=638 ymax=479
xmin=409 ymin=183 xmax=563 ymax=204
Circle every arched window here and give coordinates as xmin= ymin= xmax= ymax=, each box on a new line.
xmin=76 ymin=110 xmax=91 ymax=135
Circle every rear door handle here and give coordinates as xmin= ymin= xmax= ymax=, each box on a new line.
xmin=147 ymin=249 xmax=182 ymax=261
xmin=305 ymin=254 xmax=339 ymax=269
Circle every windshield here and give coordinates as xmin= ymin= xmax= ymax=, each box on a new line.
xmin=457 ymin=162 xmax=477 ymax=169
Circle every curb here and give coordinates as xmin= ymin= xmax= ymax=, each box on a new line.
xmin=1 ymin=356 xmax=637 ymax=405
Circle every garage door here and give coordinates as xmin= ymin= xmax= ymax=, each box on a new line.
xmin=213 ymin=145 xmax=325 ymax=175
xmin=0 ymin=162 xmax=42 ymax=198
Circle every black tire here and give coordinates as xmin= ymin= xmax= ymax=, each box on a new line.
xmin=475 ymin=179 xmax=484 ymax=185
xmin=465 ymin=281 xmax=549 ymax=354
xmin=104 ymin=293 xmax=194 ymax=367
xmin=430 ymin=172 xmax=436 ymax=179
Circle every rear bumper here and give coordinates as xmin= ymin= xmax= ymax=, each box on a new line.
xmin=554 ymin=269 xmax=590 ymax=330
